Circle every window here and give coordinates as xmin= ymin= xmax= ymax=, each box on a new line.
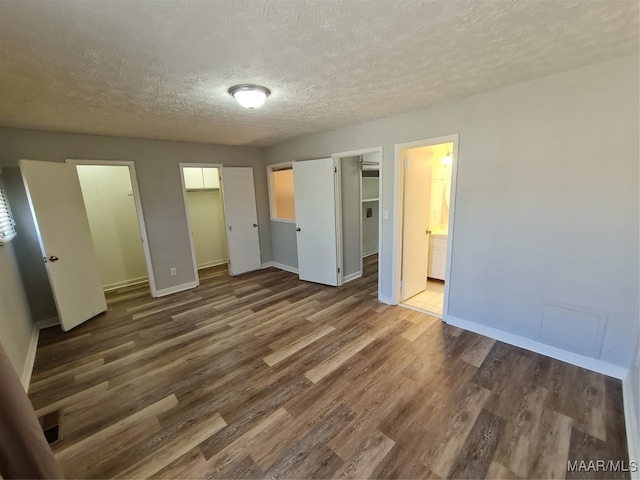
xmin=0 ymin=174 xmax=17 ymax=244
xmin=267 ymin=163 xmax=295 ymax=221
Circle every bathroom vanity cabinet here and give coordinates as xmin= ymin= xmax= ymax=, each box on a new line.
xmin=428 ymin=234 xmax=447 ymax=280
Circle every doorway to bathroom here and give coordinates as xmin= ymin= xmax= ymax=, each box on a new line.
xmin=394 ymin=135 xmax=458 ymax=318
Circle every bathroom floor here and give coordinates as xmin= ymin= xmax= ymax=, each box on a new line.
xmin=403 ymin=279 xmax=445 ymax=316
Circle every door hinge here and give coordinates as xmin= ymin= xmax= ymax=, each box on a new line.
xmin=337 ymin=267 xmax=341 ymax=273
xmin=403 ymin=159 xmax=408 ymax=169
xmin=334 ymin=166 xmax=337 ymax=173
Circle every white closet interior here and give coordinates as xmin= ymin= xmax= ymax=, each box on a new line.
xmin=361 ymin=157 xmax=379 ymax=258
xmin=183 ymin=167 xmax=228 ymax=270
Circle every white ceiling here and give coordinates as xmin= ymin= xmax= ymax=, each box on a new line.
xmin=0 ymin=0 xmax=638 ymax=147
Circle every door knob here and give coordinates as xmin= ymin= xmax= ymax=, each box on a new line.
xmin=49 ymin=255 xmax=59 ymax=262
xmin=426 ymin=230 xmax=432 ymax=235
xmin=296 ymin=227 xmax=301 ymax=232
xmin=253 ymin=224 xmax=258 ymax=227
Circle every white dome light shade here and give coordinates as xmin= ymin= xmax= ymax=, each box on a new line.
xmin=228 ymin=85 xmax=271 ymax=109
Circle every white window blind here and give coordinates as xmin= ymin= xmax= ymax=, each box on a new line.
xmin=0 ymin=175 xmax=17 ymax=244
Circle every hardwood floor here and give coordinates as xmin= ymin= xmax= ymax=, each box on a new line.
xmin=29 ymin=256 xmax=630 ymax=479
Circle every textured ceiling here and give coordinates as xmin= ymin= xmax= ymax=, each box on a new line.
xmin=0 ymin=0 xmax=638 ymax=147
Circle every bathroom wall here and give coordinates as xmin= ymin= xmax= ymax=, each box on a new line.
xmin=428 ymin=143 xmax=453 ymax=230
xmin=76 ymin=165 xmax=148 ymax=290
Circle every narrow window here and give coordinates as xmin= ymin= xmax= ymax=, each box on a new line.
xmin=267 ymin=163 xmax=295 ymax=221
xmin=0 ymin=173 xmax=17 ymax=244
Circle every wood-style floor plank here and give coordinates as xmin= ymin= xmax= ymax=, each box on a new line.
xmin=29 ymin=257 xmax=630 ymax=479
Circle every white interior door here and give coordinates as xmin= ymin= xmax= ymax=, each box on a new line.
xmin=293 ymin=158 xmax=339 ymax=286
xmin=20 ymin=160 xmax=107 ymax=331
xmin=401 ymin=149 xmax=433 ymax=301
xmin=220 ymin=167 xmax=261 ymax=275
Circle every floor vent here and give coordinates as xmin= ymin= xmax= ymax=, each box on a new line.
xmin=38 ymin=410 xmax=62 ymax=446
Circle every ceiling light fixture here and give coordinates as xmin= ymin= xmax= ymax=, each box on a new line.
xmin=440 ymin=151 xmax=453 ymax=165
xmin=228 ymin=84 xmax=271 ymax=109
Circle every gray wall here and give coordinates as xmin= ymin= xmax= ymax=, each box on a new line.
xmin=0 ymin=129 xmax=272 ymax=298
xmin=3 ymin=168 xmax=58 ymax=322
xmin=340 ymin=156 xmax=361 ymax=279
xmin=0 ymin=237 xmax=36 ymax=383
xmin=266 ymin=55 xmax=639 ymax=369
xmin=270 ymin=220 xmax=298 ymax=269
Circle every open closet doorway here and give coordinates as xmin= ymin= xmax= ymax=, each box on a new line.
xmin=332 ymin=147 xmax=382 ymax=298
xmin=66 ymin=160 xmax=157 ymax=297
xmin=180 ymin=164 xmax=228 ymax=281
xmin=180 ymin=164 xmax=262 ymax=282
xmin=394 ymin=135 xmax=458 ymax=318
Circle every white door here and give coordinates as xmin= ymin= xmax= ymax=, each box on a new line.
xmin=20 ymin=160 xmax=107 ymax=331
xmin=220 ymin=167 xmax=261 ymax=275
xmin=401 ymin=149 xmax=433 ymax=301
xmin=293 ymin=158 xmax=340 ymax=286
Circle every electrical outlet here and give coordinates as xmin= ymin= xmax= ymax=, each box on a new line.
xmin=170 ymin=267 xmax=177 ymax=276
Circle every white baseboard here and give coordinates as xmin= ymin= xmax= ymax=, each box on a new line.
xmin=21 ymin=325 xmax=39 ymax=392
xmin=154 ymin=280 xmax=199 ymax=297
xmin=343 ymin=271 xmax=362 ymax=283
xmin=623 ymin=373 xmax=639 ymax=477
xmin=103 ymin=276 xmax=148 ymax=292
xmin=35 ymin=316 xmax=60 ymax=329
xmin=197 ymin=259 xmax=228 ymax=270
xmin=444 ymin=315 xmax=628 ymax=380
xmin=262 ymin=261 xmax=299 ymax=275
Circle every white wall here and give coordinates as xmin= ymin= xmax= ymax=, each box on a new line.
xmin=266 ymin=55 xmax=639 ymax=370
xmin=77 ymin=165 xmax=148 ymax=289
xmin=186 ymin=189 xmax=228 ymax=268
xmin=0 ymin=240 xmax=36 ymax=386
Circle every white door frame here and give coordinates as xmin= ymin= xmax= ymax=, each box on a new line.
xmin=332 ymin=146 xmax=383 ymax=297
xmin=66 ymin=159 xmax=158 ymax=297
xmin=392 ymin=135 xmax=459 ymax=318
xmin=179 ymin=162 xmax=224 ymax=286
